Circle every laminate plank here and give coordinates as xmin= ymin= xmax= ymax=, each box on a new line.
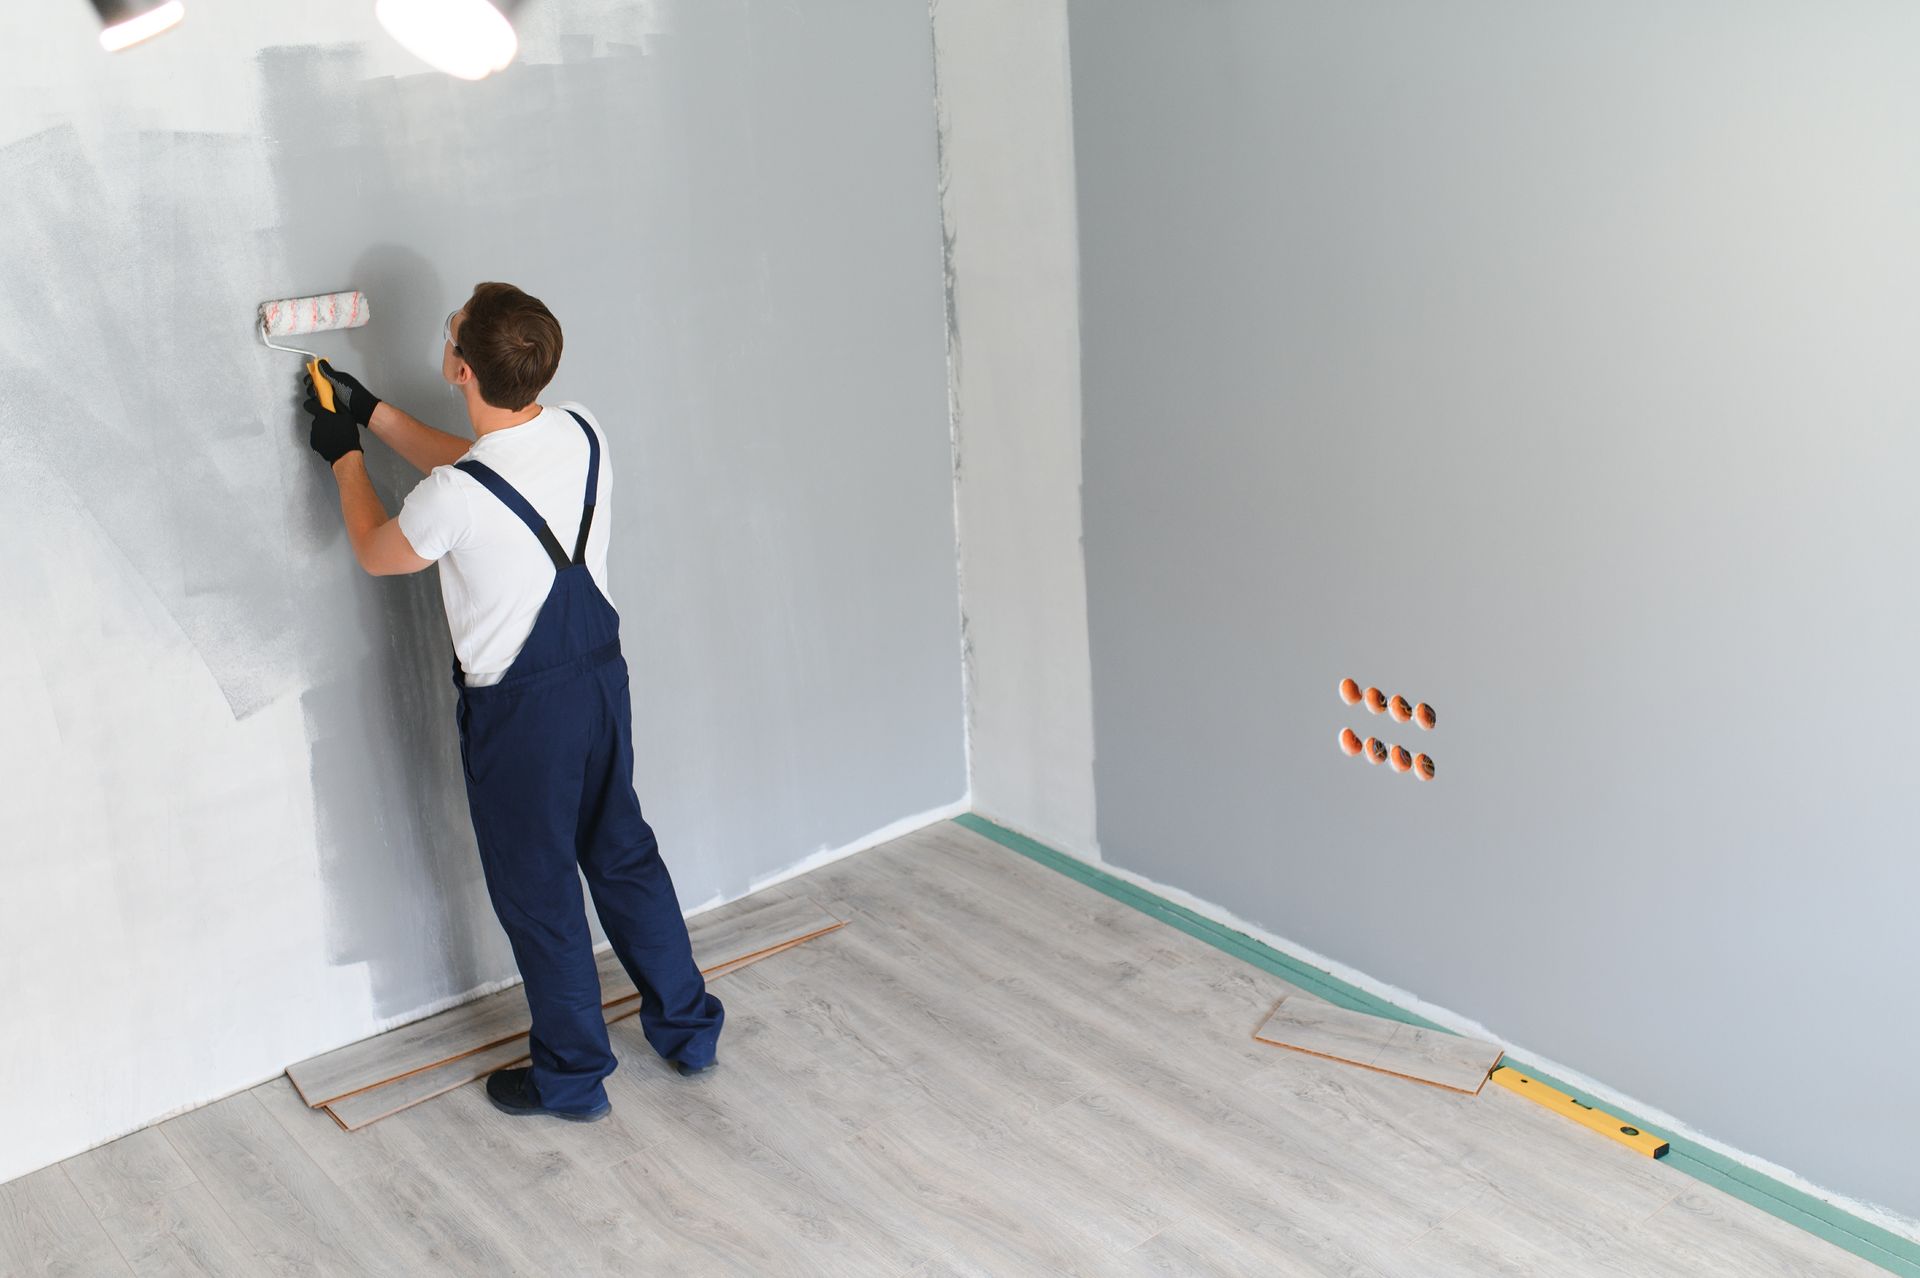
xmin=1129 ymin=1215 xmax=1327 ymax=1278
xmin=332 ymin=1143 xmax=547 ymax=1275
xmin=834 ymin=829 xmax=1115 ymax=961
xmin=1374 ymin=1020 xmax=1503 ymax=1094
xmin=1252 ymin=995 xmax=1403 ymax=1063
xmin=284 ymin=980 xmax=534 ymax=1108
xmin=619 ymin=962 xmax=1163 ymax=1273
xmin=322 ymin=1040 xmax=533 ymax=1133
xmin=723 ymin=923 xmax=1267 ymax=1268
xmin=286 ymin=896 xmax=842 ymax=1108
xmin=904 ymin=1254 xmax=1003 ymax=1278
xmin=1627 ymin=1189 xmax=1891 ymax=1278
xmin=598 ymin=1138 xmax=822 ymax=1278
xmin=160 ymin=1093 xmax=408 ymax=1278
xmin=91 ymin=1183 xmax=261 ymax=1278
xmin=0 ymin=1163 xmax=131 ymax=1277
xmin=1446 ymin=1088 xmax=1687 ymax=1231
xmin=804 ymin=844 xmax=1237 ymax=1080
xmin=586 ymin=1077 xmax=905 ymax=1278
xmin=702 ymin=963 xmax=945 ymax=1143
xmin=807 ymin=1112 xmax=1164 ymax=1278
xmin=1390 ymin=1204 xmax=1580 ymax=1278
xmin=877 ymin=826 xmax=1160 ymax=959
xmin=373 ymin=1079 xmax=631 ymax=1276
xmin=826 ymin=835 xmax=1215 ymax=1025
xmin=768 ymin=978 xmax=1171 ymax=1258
xmin=351 ymin=1045 xmax=790 ymax=1278
xmin=768 ymin=926 xmax=1098 ymax=1126
xmin=1254 ymin=995 xmax=1501 ymax=1094
xmin=320 ymin=918 xmax=842 ymax=1130
xmin=615 ymin=1040 xmax=941 ymax=1274
xmin=252 ymin=1075 xmax=412 ymax=1190
xmin=258 ymin=1074 xmax=555 ymax=1275
xmin=1419 ymin=1181 xmax=1684 ymax=1278
xmin=1040 ymin=1082 xmax=1418 ymax=1274
xmin=832 ymin=848 xmax=1195 ymax=997
xmin=59 ymin=1127 xmax=196 ymax=1222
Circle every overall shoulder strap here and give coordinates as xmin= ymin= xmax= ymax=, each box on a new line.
xmin=564 ymin=409 xmax=600 ymax=566
xmin=454 ymin=459 xmax=570 ymax=571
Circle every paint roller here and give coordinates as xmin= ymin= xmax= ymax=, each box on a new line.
xmin=257 ymin=291 xmax=372 ymax=412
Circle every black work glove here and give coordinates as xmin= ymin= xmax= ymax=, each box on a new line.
xmin=309 ymin=359 xmax=381 ymax=429
xmin=303 ymin=386 xmax=363 ymax=466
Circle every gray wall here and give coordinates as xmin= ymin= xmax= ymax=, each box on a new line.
xmin=1071 ymin=0 xmax=1920 ymax=1216
xmin=0 ymin=0 xmax=961 ymax=1184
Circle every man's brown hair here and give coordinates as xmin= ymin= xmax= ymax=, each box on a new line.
xmin=458 ymin=282 xmax=563 ymax=409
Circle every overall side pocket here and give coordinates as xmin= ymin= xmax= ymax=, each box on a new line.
xmin=455 ymin=696 xmax=476 ymax=786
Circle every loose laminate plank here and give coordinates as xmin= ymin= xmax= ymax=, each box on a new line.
xmin=322 ymin=920 xmax=844 ymax=1130
xmin=288 ymin=896 xmax=843 ymax=1107
xmin=1253 ymin=995 xmax=1502 ymax=1095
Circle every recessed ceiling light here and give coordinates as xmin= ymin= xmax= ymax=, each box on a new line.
xmin=375 ymin=0 xmax=524 ymax=81
xmin=93 ymin=0 xmax=185 ymax=52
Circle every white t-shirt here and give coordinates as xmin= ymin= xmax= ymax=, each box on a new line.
xmin=397 ymin=403 xmax=615 ymax=686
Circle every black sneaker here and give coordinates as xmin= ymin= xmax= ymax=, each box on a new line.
xmin=674 ymin=1058 xmax=718 ymax=1077
xmin=484 ymin=1067 xmax=610 ymax=1122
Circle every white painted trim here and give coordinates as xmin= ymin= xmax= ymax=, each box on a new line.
xmin=981 ymin=818 xmax=1920 ymax=1247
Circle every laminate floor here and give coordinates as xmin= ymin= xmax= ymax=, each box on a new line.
xmin=7 ymin=821 xmax=1888 ymax=1276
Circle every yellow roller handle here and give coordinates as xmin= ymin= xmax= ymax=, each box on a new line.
xmin=307 ymin=358 xmax=336 ymax=413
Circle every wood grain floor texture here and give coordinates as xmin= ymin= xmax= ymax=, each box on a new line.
xmin=3 ymin=821 xmax=1884 ymax=1277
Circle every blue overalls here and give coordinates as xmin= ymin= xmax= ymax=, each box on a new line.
xmin=451 ymin=410 xmax=723 ymax=1114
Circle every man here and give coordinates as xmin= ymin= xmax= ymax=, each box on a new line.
xmin=302 ymin=281 xmax=724 ymax=1121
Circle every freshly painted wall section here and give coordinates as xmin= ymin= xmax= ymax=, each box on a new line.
xmin=1069 ymin=0 xmax=1920 ymax=1219
xmin=931 ymin=0 xmax=1099 ymax=857
xmin=0 ymin=0 xmax=962 ymax=1184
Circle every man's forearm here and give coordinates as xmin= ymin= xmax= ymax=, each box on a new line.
xmin=332 ymin=454 xmax=390 ymax=569
xmin=369 ymin=401 xmax=474 ymax=473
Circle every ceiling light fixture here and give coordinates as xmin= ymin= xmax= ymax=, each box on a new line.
xmin=374 ymin=0 xmax=524 ymax=81
xmin=93 ymin=0 xmax=186 ymax=52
